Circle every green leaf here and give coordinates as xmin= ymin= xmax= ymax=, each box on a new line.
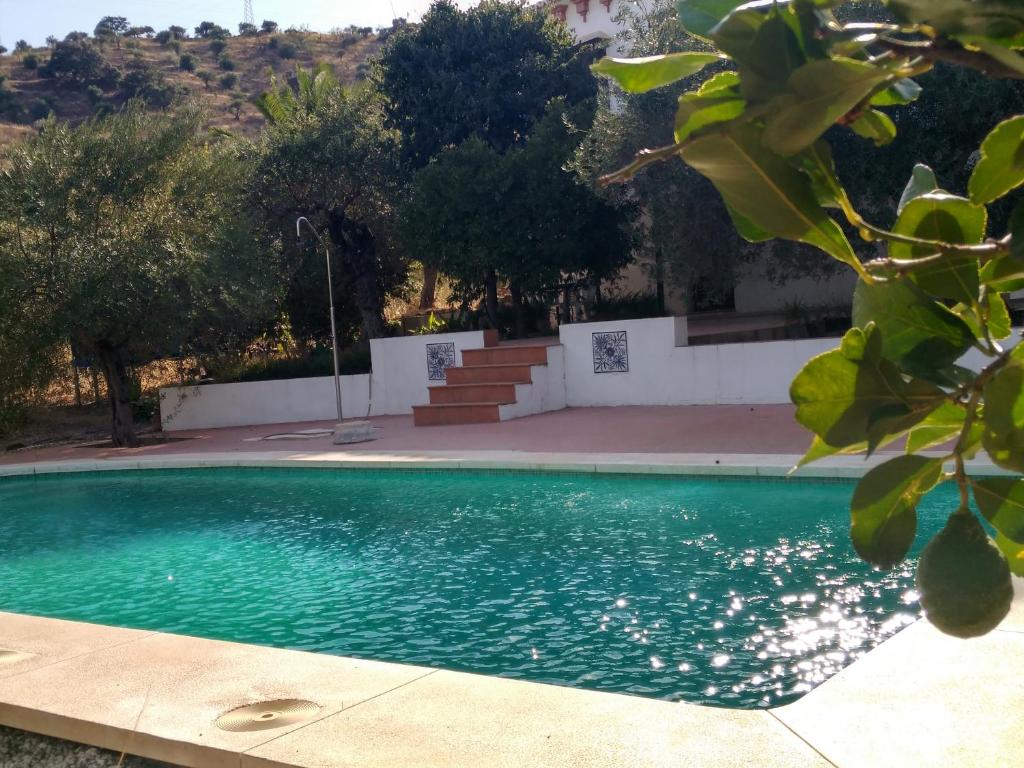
xmin=852 ymin=278 xmax=976 ymax=373
xmin=981 ymin=255 xmax=1024 ymax=292
xmin=733 ymin=11 xmax=807 ymax=101
xmin=1010 ymin=199 xmax=1024 ymax=261
xmin=897 ymin=164 xmax=939 ymax=215
xmin=680 ymin=123 xmax=860 ymax=269
xmin=887 ymin=0 xmax=1024 ymax=48
xmin=725 ymin=203 xmax=772 ymax=242
xmin=851 ymin=455 xmax=943 ymax=568
xmin=973 ymin=477 xmax=1024 ymax=543
xmin=983 ymin=345 xmax=1024 ymax=437
xmin=968 ymin=115 xmax=1024 ymax=204
xmin=870 ymin=78 xmax=921 ymax=106
xmin=889 ymin=192 xmax=986 ymax=304
xmin=762 ymin=58 xmax=895 ymax=156
xmin=849 ymin=109 xmax=897 ymax=147
xmin=674 ymin=72 xmax=746 ymax=143
xmin=790 ymin=325 xmax=945 ymax=449
xmin=987 ymin=291 xmax=1013 ymax=340
xmin=995 ymin=532 xmax=1024 ymax=576
xmin=676 ymin=0 xmax=747 ymax=40
xmin=905 ymin=402 xmax=967 ymax=453
xmin=983 ymin=425 xmax=1024 ymax=471
xmin=591 ymin=53 xmax=722 ymax=94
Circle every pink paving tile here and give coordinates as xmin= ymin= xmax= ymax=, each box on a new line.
xmin=0 ymin=405 xmax=815 ymax=466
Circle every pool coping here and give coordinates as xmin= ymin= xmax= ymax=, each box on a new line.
xmin=1 ymin=451 xmax=1021 ymax=767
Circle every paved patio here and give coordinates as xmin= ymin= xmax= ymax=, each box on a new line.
xmin=1 ymin=405 xmax=820 ymax=466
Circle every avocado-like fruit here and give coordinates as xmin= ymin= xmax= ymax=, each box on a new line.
xmin=917 ymin=512 xmax=1013 ymax=638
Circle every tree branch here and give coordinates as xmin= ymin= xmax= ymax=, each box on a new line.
xmin=877 ymin=37 xmax=1024 ymax=80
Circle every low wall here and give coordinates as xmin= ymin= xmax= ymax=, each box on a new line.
xmin=161 ymin=330 xmax=488 ymax=431
xmin=559 ymin=316 xmax=834 ymax=407
xmin=160 ymin=374 xmax=371 ymax=431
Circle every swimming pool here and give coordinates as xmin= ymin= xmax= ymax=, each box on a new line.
xmin=0 ymin=467 xmax=948 ymax=708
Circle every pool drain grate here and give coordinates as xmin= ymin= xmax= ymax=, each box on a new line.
xmin=214 ymin=699 xmax=321 ymax=732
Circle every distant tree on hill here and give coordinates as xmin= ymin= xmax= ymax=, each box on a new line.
xmin=95 ymin=16 xmax=129 ymax=49
xmin=261 ymin=20 xmax=279 ymax=34
xmin=120 ymin=62 xmax=178 ymax=108
xmin=0 ymin=47 xmax=8 ymax=56
xmin=219 ymin=72 xmax=239 ymax=90
xmin=21 ymin=53 xmax=39 ymax=70
xmin=42 ymin=39 xmax=120 ymax=88
xmin=126 ymin=26 xmax=155 ymax=38
xmin=210 ymin=38 xmax=228 ymax=55
xmin=197 ymin=69 xmax=213 ymax=89
xmin=238 ymin=22 xmax=257 ymax=36
xmin=195 ymin=21 xmax=230 ymax=39
xmin=229 ymin=93 xmax=245 ymax=120
xmin=217 ymin=53 xmax=236 ymax=71
xmin=14 ymin=41 xmax=29 ymax=53
xmin=45 ymin=36 xmax=58 ymax=48
xmin=178 ymin=53 xmax=197 ymax=72
xmin=64 ymin=31 xmax=89 ymax=42
xmin=168 ymin=25 xmax=188 ymax=38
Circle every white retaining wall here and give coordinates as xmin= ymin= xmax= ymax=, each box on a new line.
xmin=161 ymin=317 xmax=1024 ymax=431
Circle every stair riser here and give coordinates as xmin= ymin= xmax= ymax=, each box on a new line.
xmin=445 ymin=366 xmax=533 ymax=385
xmin=413 ymin=404 xmax=501 ymax=426
xmin=461 ymin=347 xmax=549 ymax=366
xmin=429 ymin=384 xmax=517 ymax=405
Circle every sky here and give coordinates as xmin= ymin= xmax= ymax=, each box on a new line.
xmin=0 ymin=0 xmax=477 ymax=47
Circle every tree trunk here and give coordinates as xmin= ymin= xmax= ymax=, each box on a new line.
xmin=484 ymin=270 xmax=499 ymax=330
xmin=94 ymin=343 xmax=139 ymax=448
xmin=510 ymin=282 xmax=525 ymax=339
xmin=327 ymin=214 xmax=388 ymax=339
xmin=419 ymin=265 xmax=438 ymax=309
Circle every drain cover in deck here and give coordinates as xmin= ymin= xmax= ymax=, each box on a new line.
xmin=214 ymin=699 xmax=321 ymax=732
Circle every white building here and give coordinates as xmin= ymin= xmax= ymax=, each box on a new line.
xmin=543 ymin=0 xmax=857 ymax=318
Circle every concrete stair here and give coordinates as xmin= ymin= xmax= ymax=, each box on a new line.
xmin=412 ymin=342 xmax=564 ymax=426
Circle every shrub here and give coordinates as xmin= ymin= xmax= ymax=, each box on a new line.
xmin=28 ymin=96 xmax=54 ymax=121
xmin=196 ymin=69 xmax=213 ymax=89
xmin=42 ymin=39 xmax=120 ymax=87
xmin=85 ymin=84 xmax=104 ymax=104
xmin=589 ymin=291 xmax=666 ymax=322
xmin=277 ymin=41 xmax=298 ymax=59
xmin=168 ymin=25 xmax=187 ymax=39
xmin=219 ymin=72 xmax=239 ymax=90
xmin=206 ymin=346 xmax=371 ymax=384
xmin=121 ymin=63 xmax=177 ymax=108
xmin=155 ymin=30 xmax=173 ymax=45
xmin=266 ymin=36 xmax=279 ymax=50
xmin=14 ymin=41 xmax=29 ymax=53
xmin=178 ymin=52 xmax=196 ymax=72
xmin=261 ymin=20 xmax=279 ymax=34
xmin=238 ymin=22 xmax=257 ymax=37
xmin=167 ymin=39 xmax=182 ymax=54
xmin=21 ymin=53 xmax=39 ymax=70
xmin=209 ymin=38 xmax=227 ymax=56
xmin=217 ymin=53 xmax=235 ymax=71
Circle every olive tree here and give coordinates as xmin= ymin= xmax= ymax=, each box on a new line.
xmin=249 ymin=69 xmax=406 ymax=340
xmin=595 ymin=0 xmax=1024 ymax=638
xmin=0 ymin=104 xmax=278 ymax=447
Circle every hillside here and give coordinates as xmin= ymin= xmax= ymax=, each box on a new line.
xmin=0 ymin=30 xmax=383 ymax=145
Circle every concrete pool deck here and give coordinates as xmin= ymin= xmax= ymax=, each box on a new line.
xmin=0 ymin=405 xmax=1021 ymax=766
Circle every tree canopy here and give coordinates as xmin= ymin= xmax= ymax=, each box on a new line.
xmin=248 ymin=71 xmax=407 ymax=341
xmin=374 ymin=0 xmax=600 ymax=166
xmin=0 ymin=104 xmax=278 ymax=445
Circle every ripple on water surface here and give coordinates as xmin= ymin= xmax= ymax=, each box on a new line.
xmin=0 ymin=468 xmax=948 ymax=707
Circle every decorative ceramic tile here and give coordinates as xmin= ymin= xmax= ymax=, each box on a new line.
xmin=426 ymin=342 xmax=457 ymax=381
xmin=592 ymin=331 xmax=628 ymax=373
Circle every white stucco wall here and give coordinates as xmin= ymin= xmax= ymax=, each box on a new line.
xmin=160 ymin=374 xmax=371 ymax=431
xmin=552 ymin=0 xmax=625 ymax=51
xmin=368 ymin=330 xmax=488 ymax=415
xmin=161 ymin=330 xmax=489 ymax=430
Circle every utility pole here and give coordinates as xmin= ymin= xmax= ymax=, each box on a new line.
xmin=243 ymin=0 xmax=255 ymax=28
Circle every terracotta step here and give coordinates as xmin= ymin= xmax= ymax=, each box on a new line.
xmin=412 ymin=402 xmax=501 ymax=426
xmin=445 ymin=364 xmax=533 ymax=385
xmin=428 ymin=383 xmax=518 ymax=405
xmin=461 ymin=345 xmax=550 ymax=366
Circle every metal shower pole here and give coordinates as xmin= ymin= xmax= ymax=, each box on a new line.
xmin=296 ymin=217 xmax=343 ymax=422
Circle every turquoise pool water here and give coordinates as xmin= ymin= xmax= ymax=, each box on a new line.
xmin=0 ymin=468 xmax=949 ymax=707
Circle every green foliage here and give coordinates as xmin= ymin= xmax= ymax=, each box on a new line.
xmin=400 ymin=101 xmax=634 ymax=334
xmin=0 ymin=104 xmax=278 ymax=446
xmin=207 ymin=346 xmax=371 ymax=383
xmin=374 ymin=0 xmax=600 ymax=166
xmin=120 ymin=62 xmax=178 ymax=109
xmin=595 ymin=0 xmax=1024 ymax=637
xmin=209 ymin=38 xmax=228 ymax=56
xmin=261 ymin=20 xmax=279 ymax=35
xmin=21 ymin=53 xmax=39 ymax=70
xmin=247 ymin=70 xmax=407 ymax=341
xmin=41 ymin=38 xmax=119 ymax=87
xmin=217 ymin=53 xmax=236 ymax=71
xmin=219 ymin=73 xmax=239 ymax=90
xmin=178 ymin=53 xmax=196 ymax=72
